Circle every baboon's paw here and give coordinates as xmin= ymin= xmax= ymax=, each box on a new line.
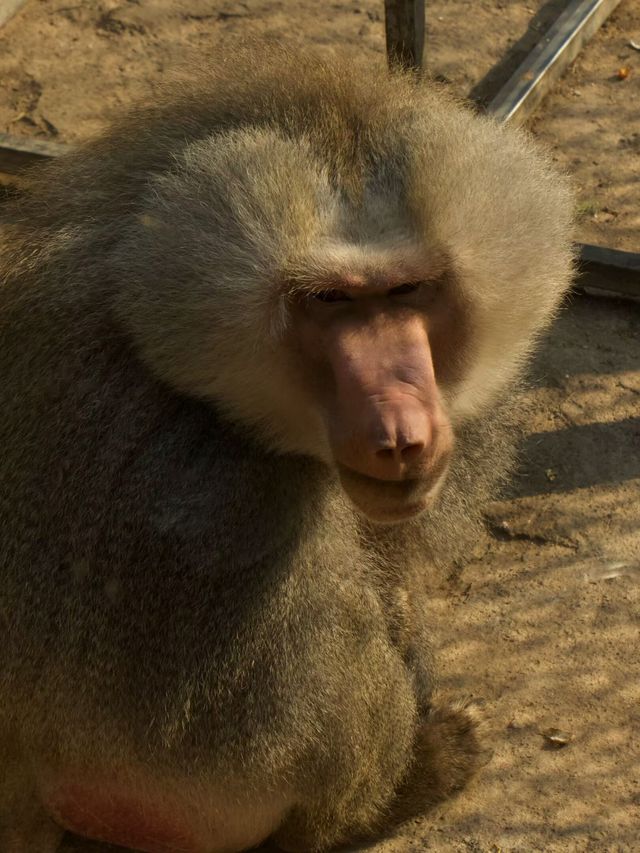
xmin=414 ymin=696 xmax=491 ymax=800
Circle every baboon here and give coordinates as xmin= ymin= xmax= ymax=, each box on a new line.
xmin=0 ymin=46 xmax=574 ymax=853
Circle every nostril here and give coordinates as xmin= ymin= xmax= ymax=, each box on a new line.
xmin=376 ymin=447 xmax=395 ymax=461
xmin=399 ymin=441 xmax=426 ymax=463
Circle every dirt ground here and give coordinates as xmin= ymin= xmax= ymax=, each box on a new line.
xmin=1 ymin=1 xmax=639 ymax=851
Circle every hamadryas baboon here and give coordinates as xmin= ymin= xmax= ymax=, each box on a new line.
xmin=0 ymin=45 xmax=573 ymax=853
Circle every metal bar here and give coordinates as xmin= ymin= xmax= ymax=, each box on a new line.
xmin=577 ymin=244 xmax=640 ymax=300
xmin=488 ymin=0 xmax=623 ymax=126
xmin=0 ymin=0 xmax=28 ymax=28
xmin=0 ymin=132 xmax=69 ymax=174
xmin=384 ymin=0 xmax=425 ymax=71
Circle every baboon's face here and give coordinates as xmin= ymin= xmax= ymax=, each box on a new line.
xmin=116 ymin=115 xmax=572 ymax=526
xmin=289 ymin=258 xmax=464 ymax=524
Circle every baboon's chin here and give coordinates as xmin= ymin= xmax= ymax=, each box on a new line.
xmin=355 ymin=498 xmax=429 ymax=525
xmin=337 ymin=466 xmax=437 ymax=525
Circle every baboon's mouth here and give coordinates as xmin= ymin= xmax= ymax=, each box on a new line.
xmin=336 ymin=464 xmax=436 ymax=524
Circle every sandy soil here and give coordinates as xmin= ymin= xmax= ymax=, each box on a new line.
xmin=0 ymin=1 xmax=638 ymax=851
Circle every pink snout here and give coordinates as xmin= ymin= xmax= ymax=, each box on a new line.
xmin=332 ymin=395 xmax=436 ymax=482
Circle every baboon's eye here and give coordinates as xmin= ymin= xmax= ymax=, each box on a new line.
xmin=312 ymin=289 xmax=352 ymax=303
xmin=388 ymin=282 xmax=421 ymax=296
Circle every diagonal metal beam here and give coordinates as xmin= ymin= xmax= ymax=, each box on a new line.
xmin=484 ymin=0 xmax=638 ymax=298
xmin=487 ymin=0 xmax=623 ymax=126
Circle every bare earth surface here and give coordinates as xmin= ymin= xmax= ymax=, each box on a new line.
xmin=1 ymin=1 xmax=639 ymax=851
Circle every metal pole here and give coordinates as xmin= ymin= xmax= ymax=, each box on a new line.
xmin=384 ymin=0 xmax=426 ymax=71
